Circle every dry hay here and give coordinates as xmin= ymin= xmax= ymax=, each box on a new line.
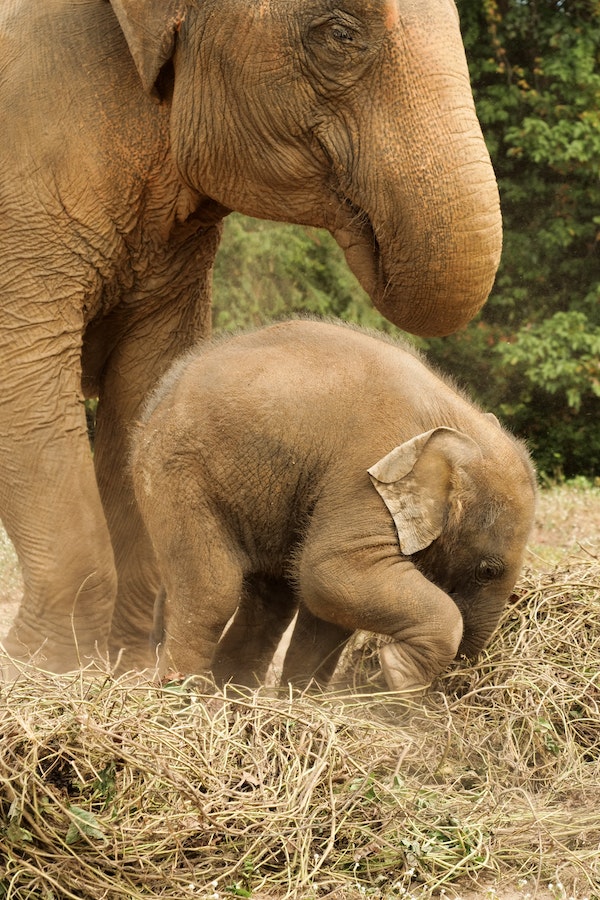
xmin=0 ymin=560 xmax=599 ymax=900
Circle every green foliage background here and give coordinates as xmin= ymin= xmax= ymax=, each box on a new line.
xmin=213 ymin=0 xmax=600 ymax=479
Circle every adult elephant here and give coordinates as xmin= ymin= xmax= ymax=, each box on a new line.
xmin=0 ymin=0 xmax=502 ymax=673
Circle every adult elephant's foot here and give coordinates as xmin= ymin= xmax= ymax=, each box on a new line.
xmin=0 ymin=558 xmax=115 ymax=676
xmin=1 ymin=612 xmax=110 ymax=677
xmin=0 ymin=645 xmax=110 ymax=682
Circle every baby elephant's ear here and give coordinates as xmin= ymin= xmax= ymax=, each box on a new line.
xmin=368 ymin=427 xmax=481 ymax=555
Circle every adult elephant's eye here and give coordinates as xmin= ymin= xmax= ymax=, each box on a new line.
xmin=306 ymin=13 xmax=367 ymax=67
xmin=475 ymin=558 xmax=505 ymax=584
xmin=332 ymin=24 xmax=354 ymax=44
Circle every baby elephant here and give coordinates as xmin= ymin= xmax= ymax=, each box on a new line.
xmin=132 ymin=320 xmax=536 ymax=693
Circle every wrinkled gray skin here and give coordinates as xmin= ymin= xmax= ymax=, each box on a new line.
xmin=0 ymin=0 xmax=502 ymax=674
xmin=132 ymin=320 xmax=536 ymax=693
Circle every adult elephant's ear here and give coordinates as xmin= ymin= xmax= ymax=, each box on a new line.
xmin=110 ymin=0 xmax=190 ymax=93
xmin=368 ymin=428 xmax=482 ymax=555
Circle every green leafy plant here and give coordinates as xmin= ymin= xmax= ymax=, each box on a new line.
xmin=496 ymin=311 xmax=600 ymax=413
xmin=65 ymin=806 xmax=106 ymax=846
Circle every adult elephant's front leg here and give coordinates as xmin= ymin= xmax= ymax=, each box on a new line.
xmin=0 ymin=324 xmax=116 ymax=674
xmin=95 ymin=281 xmax=214 ymax=673
xmin=96 ymin=398 xmax=159 ymax=673
xmin=95 ymin=330 xmax=174 ymax=671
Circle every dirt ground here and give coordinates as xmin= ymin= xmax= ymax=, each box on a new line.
xmin=527 ymin=482 xmax=600 ymax=569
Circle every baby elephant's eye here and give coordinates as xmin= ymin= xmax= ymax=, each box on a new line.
xmin=475 ymin=558 xmax=505 ymax=584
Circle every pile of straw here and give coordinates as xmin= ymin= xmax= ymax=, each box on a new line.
xmin=1 ymin=560 xmax=599 ymax=899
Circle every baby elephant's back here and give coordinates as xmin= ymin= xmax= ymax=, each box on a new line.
xmin=172 ymin=320 xmax=436 ymax=446
xmin=134 ymin=322 xmax=402 ymax=520
xmin=140 ymin=319 xmax=487 ymax=488
xmin=140 ymin=318 xmax=512 ymax=495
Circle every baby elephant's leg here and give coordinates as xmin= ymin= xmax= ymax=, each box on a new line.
xmin=147 ymin=512 xmax=245 ymax=678
xmin=212 ymin=575 xmax=298 ymax=687
xmin=281 ymin=602 xmax=352 ymax=688
xmin=297 ymin=548 xmax=463 ymax=694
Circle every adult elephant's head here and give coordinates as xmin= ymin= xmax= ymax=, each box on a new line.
xmin=110 ymin=0 xmax=502 ymax=337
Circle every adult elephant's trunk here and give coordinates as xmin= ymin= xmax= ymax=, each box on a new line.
xmin=331 ymin=4 xmax=502 ymax=338
xmin=334 ymin=133 xmax=501 ymax=338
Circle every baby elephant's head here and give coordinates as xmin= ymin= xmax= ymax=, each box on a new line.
xmin=368 ymin=426 xmax=536 ymax=659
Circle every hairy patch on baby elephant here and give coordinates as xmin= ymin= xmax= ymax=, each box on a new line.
xmin=131 ymin=319 xmax=536 ymax=696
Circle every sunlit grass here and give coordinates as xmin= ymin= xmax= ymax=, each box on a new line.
xmin=0 ymin=485 xmax=598 ymax=898
xmin=1 ymin=559 xmax=599 ymax=899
